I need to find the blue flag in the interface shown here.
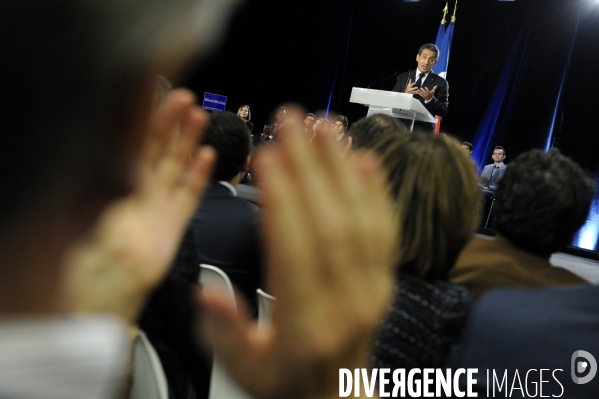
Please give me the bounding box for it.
[433,20,454,78]
[434,22,445,51]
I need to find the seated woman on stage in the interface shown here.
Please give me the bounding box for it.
[370,132,480,370]
[237,104,253,134]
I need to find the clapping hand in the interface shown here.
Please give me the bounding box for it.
[61,89,215,324]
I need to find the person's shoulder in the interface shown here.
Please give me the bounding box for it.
[196,184,258,216]
[236,184,261,206]
[231,194,260,212]
[223,195,261,227]
[476,285,599,319]
[399,273,471,308]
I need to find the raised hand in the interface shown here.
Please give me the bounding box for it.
[61,89,215,323]
[199,107,399,399]
[405,78,420,95]
[416,85,438,101]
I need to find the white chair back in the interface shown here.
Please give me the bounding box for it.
[199,264,253,399]
[129,331,168,399]
[256,288,276,329]
[199,264,237,313]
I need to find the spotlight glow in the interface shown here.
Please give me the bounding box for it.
[572,221,599,251]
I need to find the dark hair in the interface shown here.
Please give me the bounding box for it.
[334,115,349,128]
[276,107,288,115]
[237,105,251,122]
[305,113,316,120]
[494,149,595,256]
[418,43,440,58]
[347,114,408,149]
[462,142,473,152]
[373,133,480,281]
[494,146,505,156]
[201,112,252,181]
[0,0,205,234]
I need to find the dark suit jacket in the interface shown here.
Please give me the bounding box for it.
[189,182,263,314]
[392,70,449,117]
[478,163,507,191]
[447,286,599,398]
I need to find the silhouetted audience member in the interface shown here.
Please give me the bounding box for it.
[333,115,349,142]
[237,104,253,133]
[309,117,332,142]
[0,1,242,397]
[0,1,402,399]
[370,133,480,371]
[262,106,287,141]
[461,141,473,155]
[304,113,316,135]
[187,112,263,313]
[346,114,409,150]
[451,149,592,299]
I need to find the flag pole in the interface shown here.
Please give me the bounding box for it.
[441,3,449,24]
[451,0,457,23]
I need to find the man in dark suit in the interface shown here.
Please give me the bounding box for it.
[262,106,288,141]
[188,111,263,314]
[392,43,449,132]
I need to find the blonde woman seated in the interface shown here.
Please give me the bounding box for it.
[370,132,480,370]
[237,104,253,134]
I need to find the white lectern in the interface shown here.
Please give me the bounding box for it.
[349,87,436,131]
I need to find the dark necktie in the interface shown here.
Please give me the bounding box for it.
[415,73,424,88]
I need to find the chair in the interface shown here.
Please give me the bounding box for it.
[256,288,276,330]
[484,197,496,229]
[199,264,237,313]
[199,264,253,399]
[129,331,169,399]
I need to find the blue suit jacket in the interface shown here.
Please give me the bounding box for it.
[447,286,599,398]
[479,163,507,191]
